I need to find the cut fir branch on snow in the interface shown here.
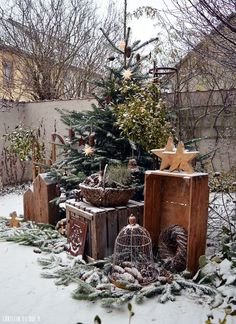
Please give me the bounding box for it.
[1,217,234,310]
[36,251,228,309]
[0,218,66,253]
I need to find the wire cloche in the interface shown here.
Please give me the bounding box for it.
[110,214,157,287]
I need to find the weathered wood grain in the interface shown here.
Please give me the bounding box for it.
[66,200,144,259]
[23,173,59,225]
[23,188,35,221]
[144,171,209,276]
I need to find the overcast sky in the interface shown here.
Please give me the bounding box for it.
[127,0,174,41]
[95,0,175,42]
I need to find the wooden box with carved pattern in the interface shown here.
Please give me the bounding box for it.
[66,199,144,259]
[143,170,209,275]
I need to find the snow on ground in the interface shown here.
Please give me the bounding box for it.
[0,192,232,324]
[0,192,24,217]
[0,242,227,324]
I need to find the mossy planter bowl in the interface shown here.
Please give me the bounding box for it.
[79,184,134,207]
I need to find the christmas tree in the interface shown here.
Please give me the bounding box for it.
[51,0,174,194]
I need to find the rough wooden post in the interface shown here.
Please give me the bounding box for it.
[50,133,65,164]
[23,173,59,225]
[23,188,35,221]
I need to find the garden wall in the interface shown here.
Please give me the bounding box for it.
[0,101,27,187]
[0,98,95,186]
[0,90,235,186]
[23,98,95,155]
[165,89,236,173]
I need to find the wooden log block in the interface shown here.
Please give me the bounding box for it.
[143,173,162,244]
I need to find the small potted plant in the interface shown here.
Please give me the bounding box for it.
[79,164,136,207]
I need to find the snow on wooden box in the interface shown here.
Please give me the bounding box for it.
[143,170,209,276]
[66,199,144,259]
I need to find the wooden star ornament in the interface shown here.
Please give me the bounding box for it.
[164,141,199,173]
[9,211,20,227]
[151,136,176,171]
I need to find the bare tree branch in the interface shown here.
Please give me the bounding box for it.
[0,0,121,100]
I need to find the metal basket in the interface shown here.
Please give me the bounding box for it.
[79,184,134,207]
[110,214,157,287]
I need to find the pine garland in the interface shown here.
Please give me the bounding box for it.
[140,284,164,298]
[0,218,66,253]
[1,217,233,309]
[176,278,217,296]
[0,223,223,311]
[35,252,229,309]
[38,255,63,269]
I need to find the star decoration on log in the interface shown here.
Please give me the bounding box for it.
[166,141,199,173]
[151,137,176,171]
[151,137,199,173]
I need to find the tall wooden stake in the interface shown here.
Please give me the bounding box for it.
[124,0,127,40]
[124,0,127,68]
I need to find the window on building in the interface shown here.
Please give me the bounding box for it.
[23,65,34,88]
[2,60,13,88]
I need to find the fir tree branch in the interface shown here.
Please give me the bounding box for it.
[129,54,149,68]
[132,37,159,51]
[100,28,123,54]
[131,40,141,50]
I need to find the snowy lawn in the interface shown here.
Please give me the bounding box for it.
[0,192,233,324]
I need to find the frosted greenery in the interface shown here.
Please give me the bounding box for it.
[3,123,45,162]
[114,81,175,152]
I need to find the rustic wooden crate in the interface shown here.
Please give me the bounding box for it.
[144,170,209,275]
[23,173,59,225]
[66,199,144,259]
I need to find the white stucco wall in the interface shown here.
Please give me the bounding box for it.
[23,98,96,158]
[0,92,235,186]
[0,98,95,185]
